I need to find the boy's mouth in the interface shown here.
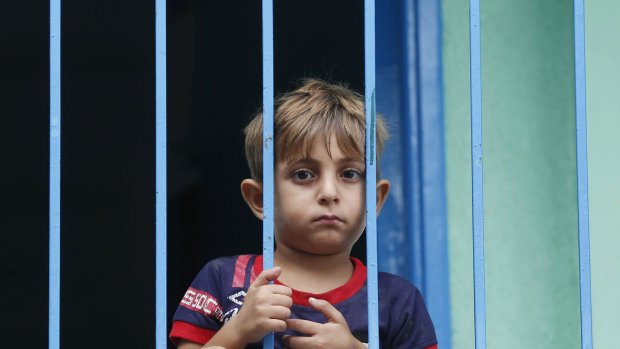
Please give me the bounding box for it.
[313,215,345,224]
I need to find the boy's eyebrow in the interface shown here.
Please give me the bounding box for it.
[285,156,365,166]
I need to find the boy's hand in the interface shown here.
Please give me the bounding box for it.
[229,266,293,344]
[283,297,366,349]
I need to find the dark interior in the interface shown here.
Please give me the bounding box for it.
[0,0,365,347]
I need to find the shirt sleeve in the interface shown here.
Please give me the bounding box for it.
[383,275,438,349]
[169,259,228,346]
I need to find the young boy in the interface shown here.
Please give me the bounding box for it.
[170,79,438,349]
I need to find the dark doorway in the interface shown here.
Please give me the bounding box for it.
[0,1,365,347]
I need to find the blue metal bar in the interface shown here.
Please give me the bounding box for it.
[262,0,275,348]
[416,0,452,347]
[573,1,593,348]
[364,1,379,348]
[469,0,487,348]
[155,0,167,347]
[49,0,61,348]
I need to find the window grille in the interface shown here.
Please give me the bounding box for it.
[155,0,167,347]
[573,0,593,347]
[48,0,60,348]
[261,1,275,348]
[47,1,594,348]
[468,0,486,347]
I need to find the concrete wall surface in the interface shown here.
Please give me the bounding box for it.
[585,0,620,347]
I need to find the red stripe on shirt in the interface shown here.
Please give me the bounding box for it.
[253,255,367,306]
[425,344,438,349]
[232,254,251,288]
[249,260,257,284]
[169,321,216,346]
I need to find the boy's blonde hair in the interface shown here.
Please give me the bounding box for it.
[244,78,388,181]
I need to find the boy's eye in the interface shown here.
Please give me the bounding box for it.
[342,169,362,180]
[292,170,314,181]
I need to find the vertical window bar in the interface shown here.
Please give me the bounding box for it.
[155,0,167,347]
[262,0,275,348]
[49,0,61,348]
[573,1,593,348]
[469,0,487,348]
[364,1,379,348]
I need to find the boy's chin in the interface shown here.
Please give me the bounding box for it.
[285,242,356,257]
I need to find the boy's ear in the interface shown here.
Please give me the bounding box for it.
[241,179,264,220]
[375,179,391,215]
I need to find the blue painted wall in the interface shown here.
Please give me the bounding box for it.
[376,1,451,347]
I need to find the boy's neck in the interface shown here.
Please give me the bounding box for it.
[273,247,355,294]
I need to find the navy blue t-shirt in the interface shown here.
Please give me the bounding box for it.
[171,255,437,349]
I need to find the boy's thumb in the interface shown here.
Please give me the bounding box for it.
[251,266,281,287]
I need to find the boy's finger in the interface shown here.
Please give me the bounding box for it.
[285,318,320,335]
[308,297,346,324]
[251,266,281,288]
[265,305,292,322]
[260,284,293,297]
[265,319,288,333]
[283,334,314,349]
[270,293,294,307]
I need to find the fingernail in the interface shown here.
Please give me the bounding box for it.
[309,297,317,303]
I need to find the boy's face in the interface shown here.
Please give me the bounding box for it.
[273,135,366,256]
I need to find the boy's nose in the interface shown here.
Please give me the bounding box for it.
[317,177,339,204]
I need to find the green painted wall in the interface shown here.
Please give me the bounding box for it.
[586,0,620,347]
[442,0,620,348]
